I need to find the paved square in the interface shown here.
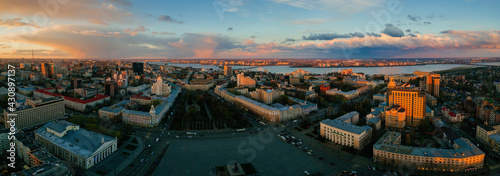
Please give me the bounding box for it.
[154,134,336,176]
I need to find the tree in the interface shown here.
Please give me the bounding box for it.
[152,99,161,107]
[419,118,433,132]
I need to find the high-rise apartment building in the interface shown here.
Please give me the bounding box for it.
[224,65,233,77]
[420,74,441,97]
[237,73,256,88]
[41,63,54,78]
[387,78,426,127]
[104,81,118,97]
[132,62,144,75]
[4,97,65,129]
[71,78,82,89]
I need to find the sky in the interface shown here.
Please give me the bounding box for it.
[0,0,499,59]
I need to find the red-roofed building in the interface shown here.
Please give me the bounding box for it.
[441,107,466,123]
[320,85,330,94]
[34,88,110,112]
[130,92,151,105]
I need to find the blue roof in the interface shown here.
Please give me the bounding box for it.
[426,106,433,113]
[99,100,130,113]
[368,117,381,123]
[35,121,116,158]
[123,109,151,116]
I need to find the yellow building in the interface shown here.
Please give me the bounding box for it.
[237,73,256,88]
[249,88,284,104]
[386,78,426,127]
[422,74,441,97]
[374,131,485,172]
[385,105,406,129]
[476,124,500,153]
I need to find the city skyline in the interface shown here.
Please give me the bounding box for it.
[0,0,499,59]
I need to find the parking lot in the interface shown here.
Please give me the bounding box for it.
[153,132,336,176]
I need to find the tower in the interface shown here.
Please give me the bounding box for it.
[387,80,426,127]
[149,105,156,117]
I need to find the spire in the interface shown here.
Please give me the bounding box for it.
[150,104,156,116]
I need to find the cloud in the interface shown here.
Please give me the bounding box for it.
[5,25,246,58]
[0,0,132,26]
[213,0,244,12]
[0,18,39,27]
[158,15,183,24]
[288,19,328,25]
[269,0,387,13]
[254,30,500,57]
[106,0,132,7]
[71,29,126,37]
[5,23,500,59]
[381,24,404,37]
[151,31,175,35]
[281,38,297,44]
[7,49,68,56]
[227,27,233,31]
[407,15,421,22]
[0,44,10,49]
[88,19,108,25]
[302,32,365,40]
[220,30,500,58]
[405,29,411,33]
[423,22,432,25]
[123,26,146,36]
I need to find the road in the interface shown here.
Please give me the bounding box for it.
[120,89,381,176]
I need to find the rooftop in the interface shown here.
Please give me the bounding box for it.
[35,120,117,158]
[321,112,371,135]
[374,131,484,158]
[35,88,109,104]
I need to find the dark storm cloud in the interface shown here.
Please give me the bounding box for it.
[405,29,411,33]
[382,24,404,37]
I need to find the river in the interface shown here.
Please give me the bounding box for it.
[153,62,481,75]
